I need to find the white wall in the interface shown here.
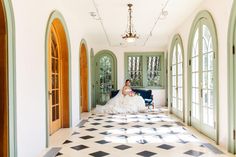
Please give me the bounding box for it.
[167,0,233,149]
[11,0,93,156]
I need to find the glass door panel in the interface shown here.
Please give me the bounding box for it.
[171,42,184,119]
[95,53,116,105]
[200,24,215,138]
[191,28,201,128]
[49,28,61,134]
[190,22,216,140]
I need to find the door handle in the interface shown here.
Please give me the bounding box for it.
[48,91,52,96]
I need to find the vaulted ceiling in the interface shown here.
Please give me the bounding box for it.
[76,0,204,49]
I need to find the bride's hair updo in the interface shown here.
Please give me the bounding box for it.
[125,79,130,83]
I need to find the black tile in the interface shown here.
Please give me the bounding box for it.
[103,125,114,128]
[100,131,111,135]
[95,140,110,144]
[80,135,94,140]
[89,151,109,157]
[98,115,105,117]
[63,140,72,144]
[146,122,156,125]
[91,122,101,125]
[105,120,114,123]
[114,144,132,150]
[94,118,103,121]
[118,122,128,125]
[161,125,172,127]
[158,144,174,150]
[137,151,157,157]
[71,145,89,151]
[56,152,63,156]
[86,128,98,131]
[72,132,80,135]
[184,150,204,157]
[132,125,143,128]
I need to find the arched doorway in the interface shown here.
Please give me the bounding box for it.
[47,16,70,135]
[0,0,8,156]
[187,11,218,142]
[228,0,236,153]
[94,50,117,105]
[169,34,184,121]
[80,41,88,112]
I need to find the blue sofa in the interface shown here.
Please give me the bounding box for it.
[110,89,154,109]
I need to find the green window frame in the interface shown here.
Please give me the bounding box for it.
[124,52,165,89]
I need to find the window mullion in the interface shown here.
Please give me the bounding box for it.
[143,55,147,88]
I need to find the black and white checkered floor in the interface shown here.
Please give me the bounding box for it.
[43,108,231,157]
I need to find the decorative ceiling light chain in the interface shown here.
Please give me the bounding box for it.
[91,0,170,47]
[122,4,139,43]
[143,0,170,46]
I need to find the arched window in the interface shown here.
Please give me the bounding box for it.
[188,11,218,141]
[170,35,184,120]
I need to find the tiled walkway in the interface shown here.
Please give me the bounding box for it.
[42,109,232,157]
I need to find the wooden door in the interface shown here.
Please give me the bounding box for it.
[0,0,8,156]
[80,44,88,112]
[48,25,61,134]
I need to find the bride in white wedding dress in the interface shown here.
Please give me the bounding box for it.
[93,79,146,114]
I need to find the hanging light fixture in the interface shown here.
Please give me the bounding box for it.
[122,4,139,43]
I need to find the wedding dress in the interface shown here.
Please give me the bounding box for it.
[93,90,146,114]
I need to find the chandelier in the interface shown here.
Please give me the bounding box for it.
[122,4,139,43]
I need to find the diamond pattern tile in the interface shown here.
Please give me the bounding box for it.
[137,151,157,157]
[103,125,114,128]
[158,144,174,150]
[89,151,109,157]
[114,144,132,150]
[71,145,89,151]
[100,131,111,135]
[86,128,98,131]
[80,135,94,140]
[56,152,63,156]
[132,125,143,128]
[184,150,204,157]
[41,108,229,157]
[91,122,101,125]
[63,140,72,144]
[95,140,110,144]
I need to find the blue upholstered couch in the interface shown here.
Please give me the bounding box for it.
[110,89,154,108]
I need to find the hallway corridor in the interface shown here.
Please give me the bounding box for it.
[41,108,232,157]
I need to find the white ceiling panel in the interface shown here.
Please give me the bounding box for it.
[75,0,204,48]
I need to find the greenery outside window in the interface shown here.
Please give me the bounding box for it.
[125,52,165,89]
